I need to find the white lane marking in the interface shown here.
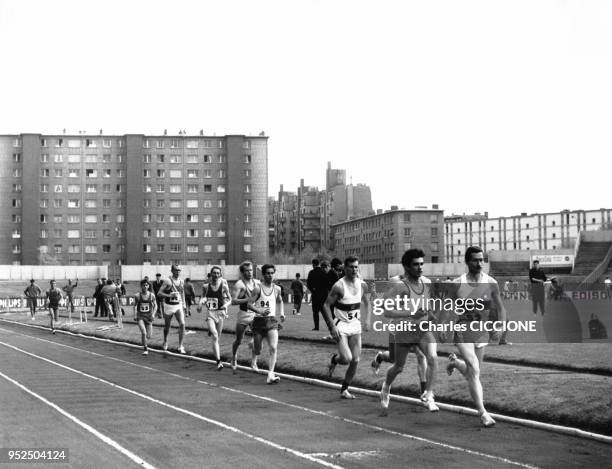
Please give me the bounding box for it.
[0,328,541,469]
[0,340,345,469]
[309,451,379,460]
[0,370,156,469]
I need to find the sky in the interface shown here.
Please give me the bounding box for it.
[0,0,610,218]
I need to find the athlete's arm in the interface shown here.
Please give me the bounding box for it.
[157,280,173,299]
[246,286,266,315]
[490,282,507,323]
[322,283,343,341]
[276,285,285,321]
[381,282,412,319]
[231,281,248,306]
[361,280,370,332]
[221,280,232,311]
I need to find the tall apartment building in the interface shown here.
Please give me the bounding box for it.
[332,207,444,265]
[2,133,269,269]
[445,208,612,263]
[297,179,322,252]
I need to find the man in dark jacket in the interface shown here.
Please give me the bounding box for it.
[93,278,104,317]
[307,259,328,331]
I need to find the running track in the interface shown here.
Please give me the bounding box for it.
[0,322,609,469]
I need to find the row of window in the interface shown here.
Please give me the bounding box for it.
[38,184,124,193]
[7,137,250,150]
[39,154,122,164]
[40,168,124,177]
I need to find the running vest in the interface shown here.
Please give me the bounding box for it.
[204,282,225,311]
[238,279,259,311]
[456,272,494,322]
[164,277,184,305]
[47,289,62,306]
[136,292,155,314]
[255,283,278,317]
[335,277,362,322]
[389,275,432,325]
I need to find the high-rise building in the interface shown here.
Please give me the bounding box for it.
[2,133,269,270]
[297,179,322,252]
[270,185,298,254]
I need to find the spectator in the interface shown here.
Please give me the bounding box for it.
[101,279,119,322]
[62,278,79,314]
[326,258,344,319]
[529,260,547,315]
[290,273,306,315]
[152,273,165,316]
[24,279,42,320]
[184,278,196,317]
[605,276,611,301]
[306,259,328,331]
[93,278,104,318]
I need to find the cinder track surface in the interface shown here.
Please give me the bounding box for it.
[0,322,610,469]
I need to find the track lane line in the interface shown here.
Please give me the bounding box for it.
[0,327,540,469]
[0,370,156,469]
[0,339,345,469]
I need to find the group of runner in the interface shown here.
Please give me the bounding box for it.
[26,245,504,427]
[24,278,79,334]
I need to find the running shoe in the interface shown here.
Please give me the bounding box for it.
[380,381,390,410]
[327,353,337,378]
[340,389,355,399]
[185,330,196,335]
[480,412,496,427]
[217,362,223,371]
[267,375,280,384]
[251,359,259,371]
[446,353,457,376]
[178,346,186,354]
[162,341,168,352]
[142,350,149,356]
[420,391,439,412]
[371,351,383,376]
[231,357,237,373]
[292,309,296,315]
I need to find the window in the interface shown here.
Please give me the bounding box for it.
[41,138,48,147]
[156,184,165,193]
[186,200,198,208]
[430,214,438,223]
[244,214,250,222]
[12,168,21,177]
[168,200,180,209]
[142,139,150,149]
[218,214,226,223]
[67,185,80,193]
[40,214,48,223]
[103,138,112,148]
[12,245,21,254]
[40,184,49,193]
[170,170,182,178]
[67,154,80,163]
[157,244,165,252]
[169,230,182,238]
[244,154,251,163]
[68,230,80,238]
[41,154,49,163]
[54,154,64,163]
[12,214,22,223]
[187,214,199,223]
[103,199,111,209]
[187,229,198,238]
[244,169,251,178]
[403,214,411,223]
[85,215,97,223]
[117,214,125,223]
[203,200,212,208]
[156,199,165,208]
[217,185,226,193]
[187,184,198,193]
[201,215,211,223]
[85,245,98,254]
[203,229,212,238]
[156,140,164,149]
[40,168,49,178]
[187,169,198,178]
[68,245,80,254]
[143,154,152,164]
[156,229,165,238]
[431,227,438,236]
[170,244,181,253]
[170,155,181,164]
[203,154,211,163]
[143,169,151,178]
[169,185,181,193]
[156,214,165,223]
[217,244,226,253]
[431,242,439,251]
[68,169,80,177]
[67,215,80,223]
[244,199,251,208]
[86,138,97,148]
[68,199,80,208]
[86,184,97,193]
[116,184,123,192]
[218,154,225,164]
[144,184,152,193]
[244,184,251,193]
[103,184,111,193]
[204,184,212,193]
[85,230,96,239]
[12,229,21,238]
[53,200,62,209]
[243,229,252,237]
[101,169,111,178]
[244,244,252,253]
[204,245,212,253]
[143,229,151,238]
[157,154,165,163]
[85,154,97,163]
[186,154,200,163]
[217,229,226,237]
[187,245,199,253]
[12,184,22,192]
[68,139,81,148]
[53,215,62,224]
[143,214,151,223]
[218,169,226,178]
[103,229,111,238]
[54,245,62,255]
[218,200,226,208]
[54,169,63,177]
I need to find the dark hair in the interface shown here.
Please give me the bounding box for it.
[185,278,191,282]
[140,280,149,287]
[344,256,359,267]
[312,258,320,267]
[210,265,222,275]
[401,249,425,267]
[533,260,540,264]
[320,261,329,269]
[261,264,276,274]
[106,279,113,285]
[239,260,253,273]
[465,246,483,263]
[331,258,342,268]
[295,273,301,278]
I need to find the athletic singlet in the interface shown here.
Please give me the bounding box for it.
[455,272,495,322]
[335,277,362,322]
[237,279,259,311]
[164,277,184,305]
[46,289,62,306]
[204,282,226,311]
[136,292,155,314]
[255,283,278,317]
[388,275,432,326]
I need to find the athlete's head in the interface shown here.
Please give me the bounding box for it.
[239,261,254,280]
[140,280,149,292]
[465,246,484,274]
[171,264,181,278]
[210,266,222,281]
[261,264,276,284]
[401,248,425,280]
[50,280,56,287]
[344,256,359,279]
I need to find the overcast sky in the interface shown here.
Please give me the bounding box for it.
[1,0,610,218]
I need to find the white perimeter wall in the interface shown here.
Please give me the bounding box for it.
[0,265,108,281]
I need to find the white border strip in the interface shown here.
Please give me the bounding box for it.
[0,340,344,469]
[0,370,156,469]
[0,329,542,468]
[2,317,612,445]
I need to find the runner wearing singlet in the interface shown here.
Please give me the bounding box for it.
[375,249,441,414]
[45,280,64,334]
[247,264,285,384]
[322,256,371,399]
[134,280,157,355]
[157,264,187,354]
[198,266,232,370]
[230,261,260,373]
[446,246,506,427]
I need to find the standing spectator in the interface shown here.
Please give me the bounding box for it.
[529,260,547,315]
[93,278,104,318]
[184,278,196,317]
[24,279,42,320]
[45,280,64,334]
[101,279,119,322]
[62,278,78,315]
[115,279,126,317]
[605,276,612,301]
[290,273,306,315]
[326,258,344,320]
[152,273,165,316]
[306,259,328,331]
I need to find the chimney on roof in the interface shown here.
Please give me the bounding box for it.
[432,204,439,209]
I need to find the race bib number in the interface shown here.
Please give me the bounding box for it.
[347,311,359,321]
[139,303,150,313]
[206,298,219,310]
[259,300,270,308]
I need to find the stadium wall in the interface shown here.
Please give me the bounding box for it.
[0,265,108,280]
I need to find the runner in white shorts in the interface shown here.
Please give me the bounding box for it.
[322,256,371,399]
[157,264,187,354]
[134,279,157,355]
[446,246,507,427]
[231,261,260,373]
[198,265,231,370]
[247,264,285,384]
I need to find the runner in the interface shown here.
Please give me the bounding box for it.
[198,266,231,370]
[133,279,157,355]
[446,246,507,427]
[372,249,440,414]
[24,279,42,320]
[247,264,285,384]
[157,264,187,354]
[230,261,260,373]
[45,280,64,334]
[62,278,78,315]
[322,256,371,399]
